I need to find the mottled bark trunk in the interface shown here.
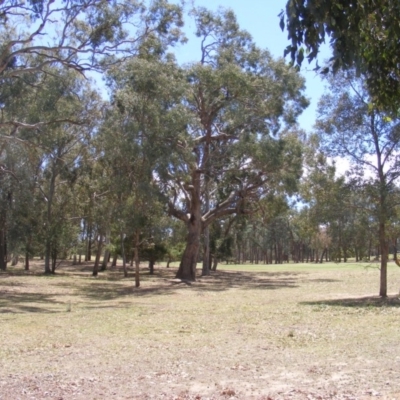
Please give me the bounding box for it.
[176,168,202,281]
[176,203,201,282]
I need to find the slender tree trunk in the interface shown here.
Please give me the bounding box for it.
[25,251,29,271]
[44,240,52,274]
[51,254,57,273]
[202,225,210,276]
[121,233,127,278]
[134,230,140,287]
[379,222,388,297]
[101,230,110,271]
[0,228,6,271]
[319,248,327,263]
[93,234,104,277]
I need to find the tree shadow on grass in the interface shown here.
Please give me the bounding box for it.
[0,292,67,313]
[193,270,300,292]
[69,281,179,301]
[0,266,303,309]
[301,295,400,308]
[65,268,301,302]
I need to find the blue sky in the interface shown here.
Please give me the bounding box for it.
[173,0,331,132]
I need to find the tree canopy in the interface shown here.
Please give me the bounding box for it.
[280,0,400,111]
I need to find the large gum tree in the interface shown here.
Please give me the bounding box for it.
[108,8,308,282]
[168,9,308,281]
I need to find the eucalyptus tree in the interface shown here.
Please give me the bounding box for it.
[20,67,101,273]
[101,44,181,285]
[0,0,184,82]
[315,71,400,296]
[0,0,184,153]
[108,8,307,282]
[166,9,307,281]
[280,0,400,112]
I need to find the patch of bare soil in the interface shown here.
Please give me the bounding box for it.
[1,260,400,399]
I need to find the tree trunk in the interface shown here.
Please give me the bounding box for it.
[44,240,52,274]
[120,233,127,277]
[319,247,327,263]
[111,253,117,268]
[176,170,202,282]
[212,255,218,271]
[176,209,202,281]
[93,234,104,277]
[85,223,92,261]
[202,225,210,276]
[149,260,154,275]
[379,222,388,297]
[25,251,30,270]
[101,249,109,271]
[51,249,57,274]
[134,230,140,287]
[0,228,6,271]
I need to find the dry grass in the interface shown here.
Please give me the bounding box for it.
[1,260,400,399]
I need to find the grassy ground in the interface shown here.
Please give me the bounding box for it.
[1,260,400,399]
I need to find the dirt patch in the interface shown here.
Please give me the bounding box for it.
[1,261,400,399]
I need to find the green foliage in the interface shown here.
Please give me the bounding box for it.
[280,0,400,112]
